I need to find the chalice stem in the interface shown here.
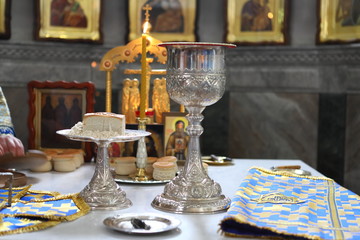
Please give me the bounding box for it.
[183,106,206,178]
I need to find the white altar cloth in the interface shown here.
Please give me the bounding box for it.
[6,159,322,240]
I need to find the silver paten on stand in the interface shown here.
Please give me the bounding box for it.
[57,129,150,210]
[151,42,236,213]
[80,139,131,210]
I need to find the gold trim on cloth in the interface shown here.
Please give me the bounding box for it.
[0,218,60,236]
[327,180,344,240]
[0,186,31,206]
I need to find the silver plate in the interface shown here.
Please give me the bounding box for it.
[56,129,151,142]
[114,175,170,184]
[270,167,312,176]
[103,213,181,234]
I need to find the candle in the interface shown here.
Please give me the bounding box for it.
[139,34,147,119]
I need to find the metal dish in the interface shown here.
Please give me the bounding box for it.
[0,169,27,187]
[0,150,48,170]
[201,155,233,166]
[202,160,233,166]
[114,175,170,184]
[270,167,312,176]
[56,129,151,143]
[103,213,181,234]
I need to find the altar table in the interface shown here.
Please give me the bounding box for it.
[5,159,322,240]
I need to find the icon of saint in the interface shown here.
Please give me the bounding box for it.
[165,120,189,160]
[50,0,88,28]
[68,97,82,127]
[141,0,184,33]
[336,0,360,26]
[240,0,273,31]
[41,95,56,147]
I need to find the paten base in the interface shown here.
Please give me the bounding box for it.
[80,185,132,210]
[86,198,132,211]
[151,193,231,214]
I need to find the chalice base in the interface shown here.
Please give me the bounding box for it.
[151,194,231,214]
[80,185,132,210]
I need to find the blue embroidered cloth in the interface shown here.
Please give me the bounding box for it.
[220,167,360,240]
[0,186,90,236]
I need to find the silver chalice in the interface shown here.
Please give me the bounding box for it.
[152,42,236,213]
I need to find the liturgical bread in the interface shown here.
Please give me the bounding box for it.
[83,112,125,135]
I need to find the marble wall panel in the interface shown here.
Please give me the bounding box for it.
[201,92,229,156]
[317,94,346,185]
[228,92,318,168]
[227,67,321,91]
[345,68,360,91]
[318,67,347,93]
[345,94,360,194]
[0,60,92,87]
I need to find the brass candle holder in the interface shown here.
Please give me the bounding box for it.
[132,118,152,181]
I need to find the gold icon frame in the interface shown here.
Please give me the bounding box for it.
[317,0,360,44]
[128,0,197,42]
[225,0,289,45]
[0,0,10,39]
[35,0,102,43]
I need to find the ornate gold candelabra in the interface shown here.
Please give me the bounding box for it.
[98,5,167,181]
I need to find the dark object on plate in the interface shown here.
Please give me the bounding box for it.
[0,150,47,170]
[103,213,181,234]
[0,168,27,187]
[131,218,151,230]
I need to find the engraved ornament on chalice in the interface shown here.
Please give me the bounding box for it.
[152,42,236,213]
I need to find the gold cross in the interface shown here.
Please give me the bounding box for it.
[143,4,152,22]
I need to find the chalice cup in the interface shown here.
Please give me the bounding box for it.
[152,42,236,213]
